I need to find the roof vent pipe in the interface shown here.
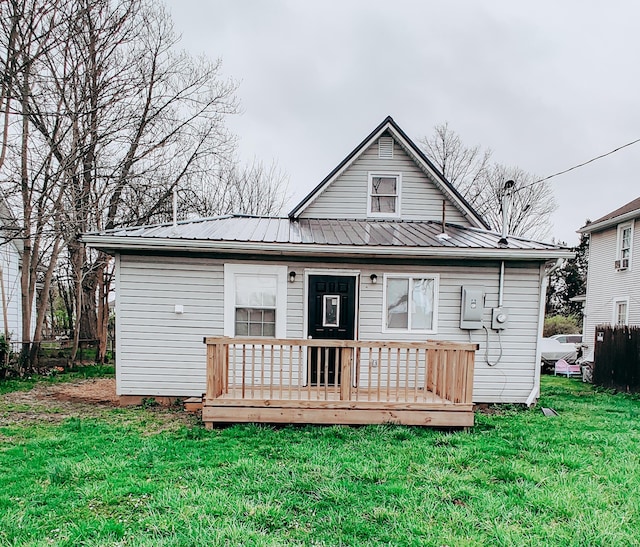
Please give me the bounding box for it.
[498,180,515,246]
[437,199,450,240]
[172,187,178,228]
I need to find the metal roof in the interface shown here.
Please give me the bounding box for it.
[83,216,571,260]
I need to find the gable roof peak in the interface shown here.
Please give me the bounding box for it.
[288,116,489,229]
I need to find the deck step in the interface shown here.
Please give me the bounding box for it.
[184,396,203,412]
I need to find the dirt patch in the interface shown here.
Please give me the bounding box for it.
[1,379,199,432]
[4,378,118,406]
[48,378,118,404]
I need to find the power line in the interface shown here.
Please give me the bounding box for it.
[519,136,640,191]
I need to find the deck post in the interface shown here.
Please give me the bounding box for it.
[206,342,215,401]
[340,347,353,400]
[209,341,226,399]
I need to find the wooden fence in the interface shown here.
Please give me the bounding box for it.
[593,325,640,390]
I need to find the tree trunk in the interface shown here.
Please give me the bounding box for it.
[96,261,109,362]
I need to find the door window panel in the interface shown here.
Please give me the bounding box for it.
[322,295,340,327]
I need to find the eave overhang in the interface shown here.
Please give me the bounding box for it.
[578,209,640,234]
[82,235,573,261]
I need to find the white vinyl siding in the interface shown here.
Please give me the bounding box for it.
[264,260,542,403]
[116,255,544,403]
[117,255,224,396]
[583,220,640,362]
[301,136,470,225]
[0,241,23,342]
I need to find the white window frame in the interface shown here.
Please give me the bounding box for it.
[382,273,439,334]
[224,264,287,338]
[616,220,634,269]
[367,172,401,218]
[613,297,629,326]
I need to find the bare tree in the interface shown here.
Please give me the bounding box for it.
[193,159,289,218]
[421,123,557,240]
[0,0,253,364]
[0,0,69,365]
[421,122,492,198]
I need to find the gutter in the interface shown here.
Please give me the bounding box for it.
[82,235,574,261]
[526,258,565,406]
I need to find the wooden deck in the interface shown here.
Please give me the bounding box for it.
[202,338,478,427]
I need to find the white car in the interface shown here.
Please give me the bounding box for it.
[550,334,583,345]
[540,336,579,365]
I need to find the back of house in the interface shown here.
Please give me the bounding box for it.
[84,116,571,416]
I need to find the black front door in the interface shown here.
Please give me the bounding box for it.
[307,275,356,386]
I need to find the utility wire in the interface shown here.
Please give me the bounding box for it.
[518,136,640,191]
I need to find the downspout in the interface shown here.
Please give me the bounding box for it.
[498,260,505,307]
[526,258,565,406]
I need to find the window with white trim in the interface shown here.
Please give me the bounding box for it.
[614,298,629,326]
[224,264,287,338]
[368,172,401,217]
[616,221,633,269]
[383,274,439,333]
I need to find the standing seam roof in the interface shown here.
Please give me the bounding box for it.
[87,216,564,251]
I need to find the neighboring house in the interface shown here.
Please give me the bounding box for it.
[83,116,571,424]
[0,200,25,344]
[578,196,640,362]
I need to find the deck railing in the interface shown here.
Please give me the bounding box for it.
[204,337,477,405]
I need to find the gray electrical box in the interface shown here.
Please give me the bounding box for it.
[460,286,485,329]
[492,307,509,330]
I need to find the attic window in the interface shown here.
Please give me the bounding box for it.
[378,137,394,159]
[368,172,401,217]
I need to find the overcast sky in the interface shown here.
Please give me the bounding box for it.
[164,0,639,246]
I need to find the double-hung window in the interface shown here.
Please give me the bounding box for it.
[224,264,287,338]
[383,274,439,333]
[368,172,401,217]
[616,221,633,269]
[613,298,629,326]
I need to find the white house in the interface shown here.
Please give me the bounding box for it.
[578,196,640,362]
[83,116,571,424]
[0,200,24,345]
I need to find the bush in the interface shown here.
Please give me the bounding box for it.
[544,315,581,337]
[0,335,16,379]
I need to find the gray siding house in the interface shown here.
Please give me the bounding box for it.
[579,196,640,362]
[84,116,571,411]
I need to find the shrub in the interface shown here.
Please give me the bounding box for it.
[544,315,581,337]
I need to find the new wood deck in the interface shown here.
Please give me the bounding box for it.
[202,338,478,427]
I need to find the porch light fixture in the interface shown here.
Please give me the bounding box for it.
[370,274,378,284]
[289,271,296,283]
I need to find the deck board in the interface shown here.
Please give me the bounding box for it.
[214,385,449,404]
[203,385,474,427]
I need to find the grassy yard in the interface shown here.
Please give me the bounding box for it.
[1,375,639,546]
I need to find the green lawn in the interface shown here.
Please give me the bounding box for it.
[1,375,639,546]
